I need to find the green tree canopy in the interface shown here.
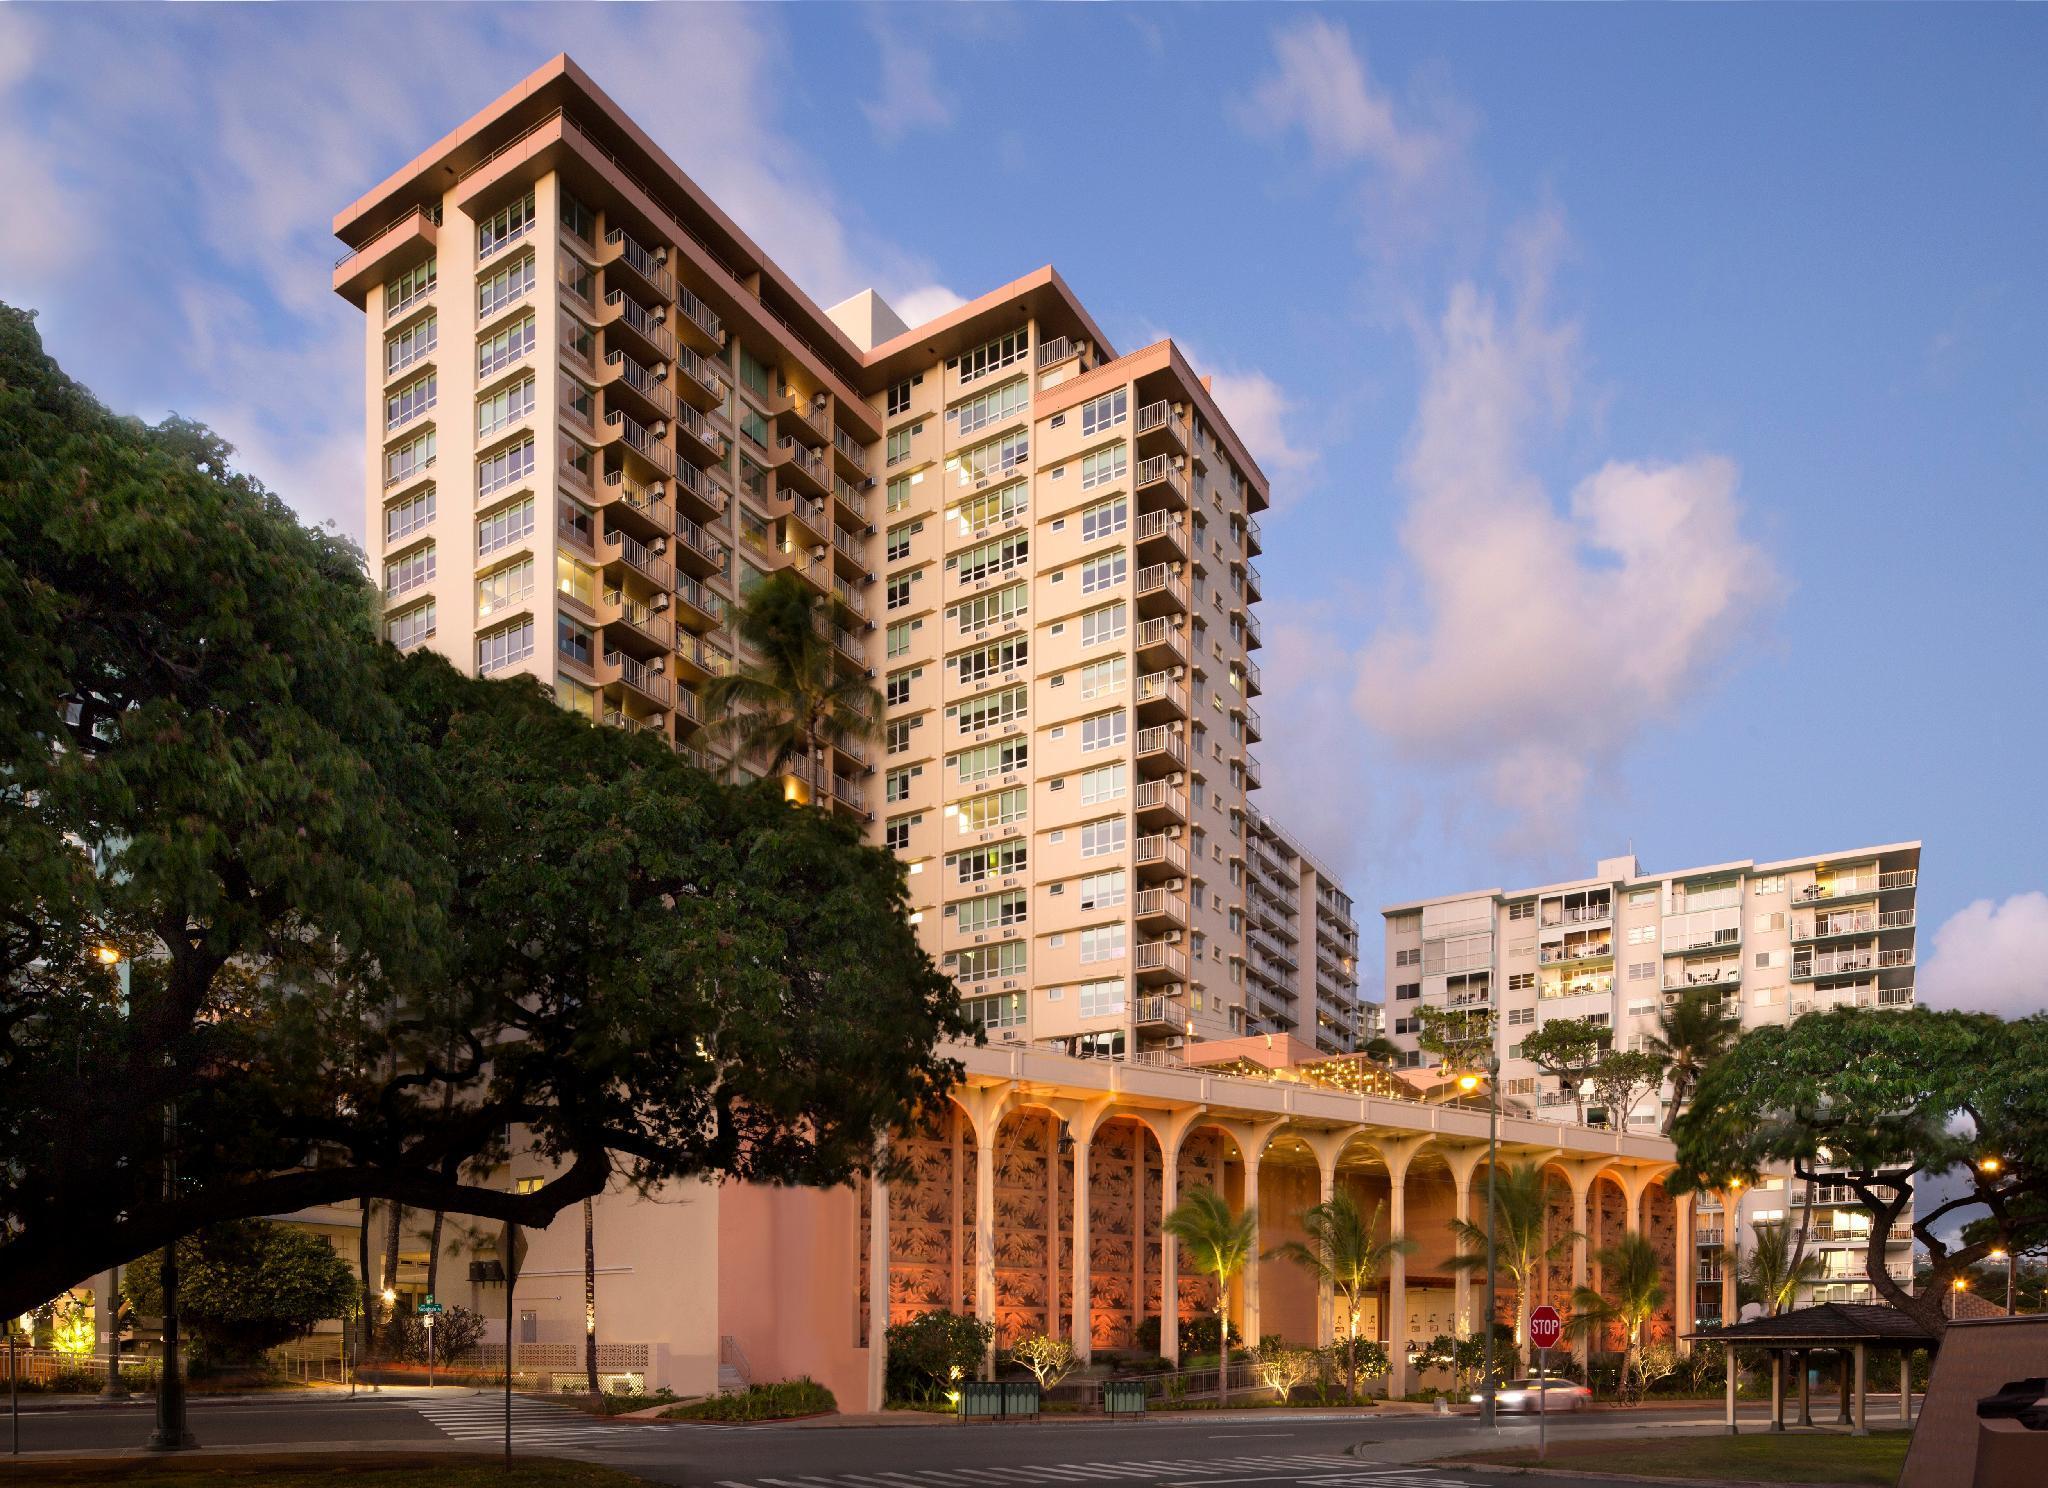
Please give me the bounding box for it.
[1517,1017,1610,1122]
[0,305,972,1322]
[1268,1192,1412,1400]
[124,1221,357,1364]
[1671,1007,2048,1335]
[1414,1005,1493,1078]
[1647,987,1741,1134]
[1589,1049,1666,1132]
[1163,1185,1258,1404]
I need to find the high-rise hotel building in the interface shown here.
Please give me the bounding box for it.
[1244,811,1363,1054]
[1379,842,1921,1315]
[334,55,1343,1064]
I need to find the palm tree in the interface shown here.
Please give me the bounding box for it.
[1742,1220,1826,1317]
[1269,1193,1414,1401]
[701,571,881,793]
[583,1197,599,1395]
[1649,987,1741,1134]
[1162,1186,1259,1407]
[1446,1162,1579,1347]
[1567,1232,1666,1397]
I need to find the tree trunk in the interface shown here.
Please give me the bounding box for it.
[1784,1174,1817,1315]
[382,1200,404,1355]
[1661,1070,1691,1135]
[1345,1308,1358,1403]
[1217,1297,1230,1409]
[426,1210,446,1298]
[359,1199,376,1361]
[584,1197,599,1395]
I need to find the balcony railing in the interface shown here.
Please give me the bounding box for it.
[833,426,870,475]
[604,288,676,360]
[1134,780,1187,818]
[601,528,673,590]
[675,515,724,565]
[1135,563,1189,609]
[604,226,676,301]
[1136,400,1188,446]
[1036,336,1080,370]
[831,774,868,812]
[675,574,727,626]
[600,588,673,649]
[677,285,723,345]
[602,469,668,527]
[1135,835,1188,873]
[676,346,726,400]
[1136,671,1189,712]
[1135,454,1188,502]
[1134,994,1181,1029]
[832,574,868,618]
[780,437,829,484]
[1135,725,1187,767]
[834,475,869,521]
[1538,940,1612,965]
[605,408,675,475]
[1136,941,1188,977]
[832,524,866,564]
[603,349,675,418]
[602,649,672,706]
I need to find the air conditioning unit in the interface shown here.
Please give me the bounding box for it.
[648,482,666,499]
[649,711,667,727]
[1172,455,1186,470]
[650,537,668,555]
[1162,930,1183,944]
[1162,1036,1187,1050]
[652,422,668,439]
[864,477,878,490]
[650,659,666,675]
[653,245,669,265]
[651,306,667,324]
[653,363,669,381]
[650,594,671,612]
[865,571,878,584]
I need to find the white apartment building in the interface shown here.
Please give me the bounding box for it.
[1382,843,1921,1320]
[1244,811,1363,1054]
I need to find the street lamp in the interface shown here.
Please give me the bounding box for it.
[96,944,131,1401]
[1950,1276,1968,1320]
[1460,1056,1501,1429]
[1989,1249,2014,1315]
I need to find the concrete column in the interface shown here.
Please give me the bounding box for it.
[1674,1192,1696,1355]
[1317,1162,1337,1345]
[1300,1127,1362,1351]
[1770,1351,1785,1431]
[953,1083,1015,1379]
[1838,1353,1853,1424]
[1070,1135,1090,1360]
[1724,1341,1738,1435]
[866,1163,890,1412]
[1569,1172,1594,1367]
[1047,1116,1061,1343]
[1440,1145,1487,1338]
[1852,1342,1868,1436]
[1899,1351,1912,1424]
[1799,1349,1812,1426]
[1159,1138,1181,1365]
[1241,1150,1264,1348]
[1380,1135,1429,1397]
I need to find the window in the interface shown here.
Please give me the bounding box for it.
[957,788,1027,832]
[951,685,1026,735]
[1393,982,1421,1001]
[739,456,768,502]
[1079,658,1126,700]
[1754,911,1784,933]
[884,765,921,804]
[950,841,1027,885]
[1080,444,1127,491]
[1627,924,1657,945]
[886,475,914,512]
[387,600,435,649]
[886,521,922,563]
[561,315,595,364]
[559,433,590,481]
[953,738,1028,782]
[886,620,913,659]
[1506,1007,1536,1027]
[1394,947,1422,967]
[476,436,535,499]
[1080,495,1128,543]
[385,372,437,431]
[955,327,1028,385]
[956,534,1030,584]
[385,429,436,486]
[1079,870,1126,911]
[1080,817,1126,858]
[478,253,535,317]
[886,378,918,417]
[555,615,593,669]
[385,259,436,319]
[385,313,438,375]
[951,429,1029,486]
[884,814,921,853]
[476,496,534,557]
[558,192,595,244]
[1080,603,1127,647]
[1079,763,1126,805]
[956,941,1026,985]
[1080,389,1127,436]
[1078,979,1125,1018]
[1753,875,1785,895]
[1509,901,1535,921]
[885,667,921,708]
[953,481,1027,532]
[554,552,595,608]
[953,636,1028,686]
[386,487,436,544]
[885,718,913,755]
[886,574,915,612]
[1080,925,1127,964]
[1628,961,1656,981]
[477,191,535,260]
[477,618,535,675]
[559,253,595,303]
[1081,711,1127,752]
[476,557,534,620]
[886,424,921,466]
[965,990,1026,1029]
[949,581,1027,631]
[1508,971,1535,991]
[476,376,534,438]
[956,890,1027,933]
[739,348,773,398]
[1080,551,1127,595]
[738,406,769,449]
[951,377,1028,438]
[477,314,536,378]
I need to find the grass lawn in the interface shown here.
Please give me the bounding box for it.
[3,1453,650,1488]
[1445,1430,1910,1485]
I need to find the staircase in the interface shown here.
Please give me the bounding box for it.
[718,1334,751,1395]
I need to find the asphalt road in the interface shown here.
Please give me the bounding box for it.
[0,1394,1785,1488]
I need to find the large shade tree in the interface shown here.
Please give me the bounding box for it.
[124,1221,357,1367]
[1671,1007,2048,1337]
[1647,986,1741,1135]
[0,305,972,1321]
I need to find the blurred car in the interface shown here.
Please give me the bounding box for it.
[1472,1378,1592,1413]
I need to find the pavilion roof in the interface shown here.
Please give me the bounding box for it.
[1685,1302,1937,1347]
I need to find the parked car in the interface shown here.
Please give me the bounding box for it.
[1473,1378,1593,1413]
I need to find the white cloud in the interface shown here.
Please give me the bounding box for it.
[891,284,970,329]
[1346,211,1780,849]
[1203,364,1317,484]
[1238,17,1449,183]
[861,24,953,144]
[1920,894,2048,1020]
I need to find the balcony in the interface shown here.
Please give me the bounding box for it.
[333,204,439,302]
[1791,947,1878,981]
[598,470,671,540]
[832,573,868,620]
[596,588,674,655]
[1135,616,1187,670]
[776,436,830,499]
[602,288,675,362]
[1242,559,1263,602]
[602,408,675,477]
[782,494,828,548]
[1793,908,1915,942]
[671,634,732,684]
[675,285,724,355]
[831,773,869,815]
[1239,656,1263,697]
[1134,887,1188,932]
[673,346,728,411]
[1135,453,1189,507]
[673,403,728,468]
[833,426,871,479]
[1134,994,1183,1031]
[602,226,675,304]
[1134,563,1189,618]
[1243,611,1263,651]
[1036,336,1085,373]
[673,514,725,574]
[672,459,727,523]
[1245,514,1263,557]
[776,396,831,445]
[601,707,666,741]
[1135,940,1188,983]
[673,574,727,632]
[600,527,673,591]
[1665,960,1741,991]
[601,348,675,422]
[1134,508,1188,563]
[834,475,870,523]
[1134,779,1188,827]
[599,648,672,709]
[1237,750,1262,792]
[1135,834,1189,879]
[1135,725,1187,770]
[1795,868,1916,905]
[1135,670,1189,722]
[1135,400,1188,455]
[1538,937,1613,967]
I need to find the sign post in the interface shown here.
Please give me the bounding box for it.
[1530,1305,1564,1464]
[418,1297,444,1389]
[500,1223,528,1473]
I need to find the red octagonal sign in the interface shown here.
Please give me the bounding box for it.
[1529,1304,1564,1350]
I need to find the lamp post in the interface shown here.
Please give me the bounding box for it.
[1460,1051,1502,1430]
[96,946,131,1400]
[1949,1277,1967,1321]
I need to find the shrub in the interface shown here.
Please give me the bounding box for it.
[125,1222,357,1368]
[664,1377,834,1421]
[1250,1345,1318,1401]
[383,1305,486,1364]
[1011,1333,1077,1390]
[884,1309,992,1402]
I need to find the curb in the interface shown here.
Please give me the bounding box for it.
[1423,1461,1880,1488]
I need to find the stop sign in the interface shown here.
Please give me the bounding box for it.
[1529,1304,1564,1350]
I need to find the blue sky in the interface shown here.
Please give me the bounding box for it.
[4,4,2043,1013]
